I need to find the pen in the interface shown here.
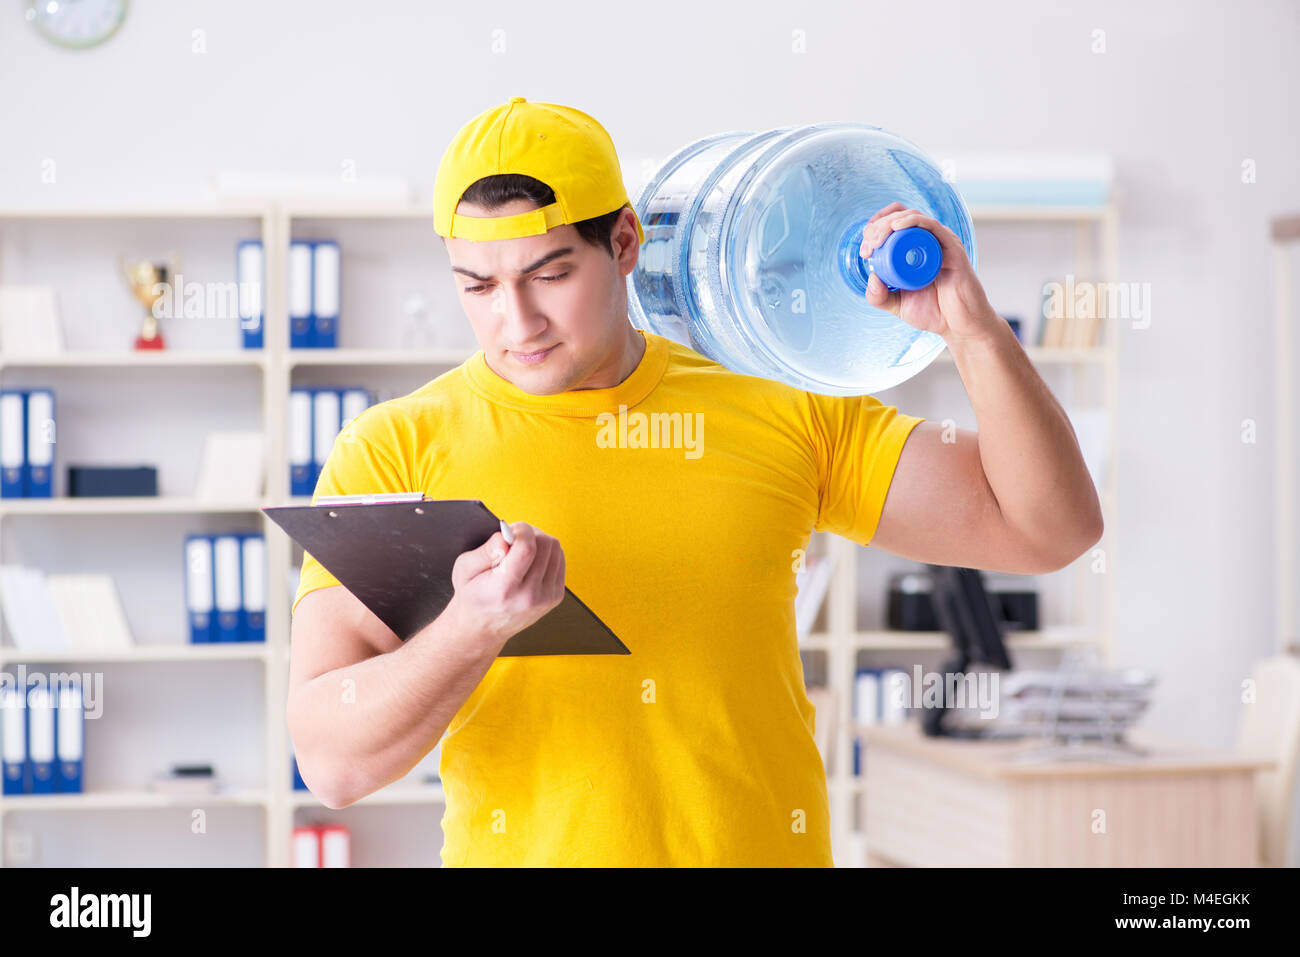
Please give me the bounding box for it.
[500,519,514,545]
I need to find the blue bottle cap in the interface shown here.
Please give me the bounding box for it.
[869,227,942,292]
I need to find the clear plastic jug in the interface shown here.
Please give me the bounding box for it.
[627,122,978,396]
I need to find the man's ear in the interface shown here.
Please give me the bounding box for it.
[614,207,640,270]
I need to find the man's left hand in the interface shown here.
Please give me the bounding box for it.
[860,202,1002,343]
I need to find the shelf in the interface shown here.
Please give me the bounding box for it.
[283,203,432,220]
[802,629,1097,651]
[0,643,271,665]
[849,628,1098,650]
[0,497,268,517]
[968,204,1113,222]
[0,787,268,811]
[0,206,267,220]
[287,348,475,367]
[0,351,266,369]
[933,346,1107,364]
[289,783,445,808]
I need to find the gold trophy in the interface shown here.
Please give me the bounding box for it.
[120,253,179,351]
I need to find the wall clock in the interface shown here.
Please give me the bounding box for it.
[25,0,127,50]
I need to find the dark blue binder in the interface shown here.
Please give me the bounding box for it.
[214,534,243,643]
[26,687,55,794]
[290,388,315,497]
[240,532,266,642]
[1,687,27,794]
[289,240,313,348]
[184,534,216,644]
[55,681,83,793]
[310,240,339,348]
[238,239,264,349]
[24,389,54,497]
[0,390,26,498]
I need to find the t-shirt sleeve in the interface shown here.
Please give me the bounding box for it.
[805,391,925,546]
[291,415,413,616]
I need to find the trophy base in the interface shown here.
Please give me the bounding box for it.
[134,334,166,351]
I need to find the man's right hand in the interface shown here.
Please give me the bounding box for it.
[446,522,566,652]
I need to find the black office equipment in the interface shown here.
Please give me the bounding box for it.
[887,570,1039,631]
[921,564,1013,738]
[67,465,157,497]
[264,496,628,657]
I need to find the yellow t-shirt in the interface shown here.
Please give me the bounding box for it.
[292,328,924,866]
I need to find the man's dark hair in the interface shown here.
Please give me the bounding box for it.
[457,173,627,257]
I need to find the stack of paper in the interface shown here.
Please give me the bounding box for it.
[194,430,265,502]
[0,565,69,653]
[794,551,837,639]
[942,667,1155,739]
[45,574,135,653]
[149,772,219,795]
[0,566,134,653]
[0,285,64,357]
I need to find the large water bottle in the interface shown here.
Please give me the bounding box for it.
[627,123,977,396]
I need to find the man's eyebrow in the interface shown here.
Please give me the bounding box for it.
[450,247,575,282]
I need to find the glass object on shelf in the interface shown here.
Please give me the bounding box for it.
[401,292,440,350]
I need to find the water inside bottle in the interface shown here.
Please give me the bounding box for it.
[629,123,977,395]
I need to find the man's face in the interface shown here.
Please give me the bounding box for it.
[444,198,640,395]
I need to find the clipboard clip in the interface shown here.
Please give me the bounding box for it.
[313,492,429,507]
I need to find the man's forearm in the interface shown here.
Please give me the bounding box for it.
[288,604,499,808]
[945,313,1104,564]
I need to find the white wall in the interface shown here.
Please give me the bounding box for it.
[3,0,1297,752]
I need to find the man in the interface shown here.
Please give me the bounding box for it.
[287,97,1103,866]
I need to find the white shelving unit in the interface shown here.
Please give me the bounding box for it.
[815,202,1120,865]
[0,199,1118,868]
[274,202,475,867]
[0,203,458,868]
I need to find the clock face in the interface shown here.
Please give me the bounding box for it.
[26,0,127,50]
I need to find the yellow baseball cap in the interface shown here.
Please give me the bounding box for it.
[433,96,645,245]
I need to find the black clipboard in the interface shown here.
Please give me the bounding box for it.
[264,495,629,657]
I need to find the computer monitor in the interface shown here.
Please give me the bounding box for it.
[921,564,1014,737]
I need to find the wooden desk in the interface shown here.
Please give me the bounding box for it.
[860,721,1274,867]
